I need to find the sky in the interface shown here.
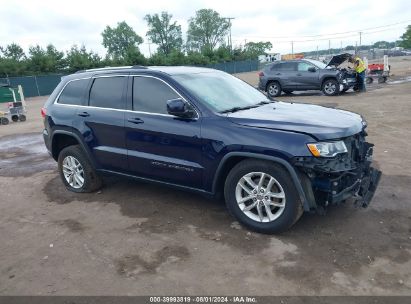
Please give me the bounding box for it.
[0,0,410,57]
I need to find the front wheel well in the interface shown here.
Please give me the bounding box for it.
[321,77,338,87]
[214,156,293,198]
[51,133,80,161]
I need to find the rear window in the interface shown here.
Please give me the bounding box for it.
[89,77,126,109]
[58,79,89,105]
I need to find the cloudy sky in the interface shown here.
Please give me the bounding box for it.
[1,0,410,57]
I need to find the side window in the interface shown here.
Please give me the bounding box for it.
[58,79,89,105]
[270,63,279,71]
[298,62,314,72]
[89,77,126,109]
[133,77,180,114]
[275,62,296,71]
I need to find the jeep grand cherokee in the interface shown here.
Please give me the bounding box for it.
[42,66,381,233]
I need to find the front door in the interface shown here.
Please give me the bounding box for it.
[125,75,203,189]
[292,62,320,89]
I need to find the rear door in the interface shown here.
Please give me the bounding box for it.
[271,62,298,89]
[73,75,128,172]
[125,75,203,189]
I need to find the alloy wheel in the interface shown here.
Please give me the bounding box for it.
[324,81,336,94]
[235,172,286,223]
[62,156,85,189]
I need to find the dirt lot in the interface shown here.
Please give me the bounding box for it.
[1,57,411,296]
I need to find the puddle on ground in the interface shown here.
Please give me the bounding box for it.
[0,132,55,177]
[387,76,411,85]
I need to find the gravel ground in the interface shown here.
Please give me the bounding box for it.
[0,58,410,296]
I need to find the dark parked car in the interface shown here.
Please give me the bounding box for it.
[42,66,380,233]
[258,56,357,97]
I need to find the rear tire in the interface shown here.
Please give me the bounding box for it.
[322,79,339,96]
[267,81,282,98]
[11,115,18,122]
[19,114,26,122]
[58,145,102,193]
[0,117,9,125]
[224,159,303,234]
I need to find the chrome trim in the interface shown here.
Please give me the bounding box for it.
[53,74,199,119]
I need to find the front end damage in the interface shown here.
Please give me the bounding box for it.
[293,131,381,210]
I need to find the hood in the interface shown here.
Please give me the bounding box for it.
[226,102,364,140]
[326,53,352,67]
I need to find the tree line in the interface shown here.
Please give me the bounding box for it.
[0,9,272,77]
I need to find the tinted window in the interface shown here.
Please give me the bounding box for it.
[277,62,297,71]
[58,79,89,105]
[133,77,179,114]
[298,62,315,71]
[89,77,126,109]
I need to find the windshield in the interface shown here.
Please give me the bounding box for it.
[305,59,327,69]
[172,71,269,112]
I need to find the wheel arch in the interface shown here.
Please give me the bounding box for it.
[51,130,96,168]
[265,79,281,91]
[212,152,310,211]
[321,76,338,87]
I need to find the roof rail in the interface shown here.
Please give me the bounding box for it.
[75,65,148,74]
[132,65,148,69]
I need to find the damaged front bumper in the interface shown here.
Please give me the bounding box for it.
[293,133,382,210]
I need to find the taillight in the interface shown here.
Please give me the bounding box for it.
[258,71,264,77]
[41,107,47,118]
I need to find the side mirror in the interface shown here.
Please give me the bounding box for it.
[308,67,317,72]
[166,98,196,119]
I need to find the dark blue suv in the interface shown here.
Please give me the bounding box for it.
[42,66,381,233]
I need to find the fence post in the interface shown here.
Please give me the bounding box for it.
[33,76,41,96]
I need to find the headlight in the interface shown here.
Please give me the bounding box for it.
[307,141,347,157]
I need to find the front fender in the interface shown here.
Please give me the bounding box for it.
[212,152,311,211]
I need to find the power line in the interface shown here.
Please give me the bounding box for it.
[232,19,411,40]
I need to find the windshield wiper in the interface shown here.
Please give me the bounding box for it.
[219,101,274,114]
[219,105,259,114]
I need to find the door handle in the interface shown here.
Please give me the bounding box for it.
[77,111,90,117]
[127,117,144,124]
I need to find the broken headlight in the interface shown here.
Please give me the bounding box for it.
[307,141,348,157]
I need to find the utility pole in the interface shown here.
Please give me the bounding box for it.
[147,39,152,57]
[291,41,294,55]
[316,45,319,60]
[223,17,235,52]
[328,40,331,55]
[359,32,362,47]
[340,41,342,53]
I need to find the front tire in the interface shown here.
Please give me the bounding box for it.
[322,79,339,96]
[267,81,282,98]
[58,145,102,193]
[224,160,303,234]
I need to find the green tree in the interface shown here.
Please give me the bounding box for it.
[187,9,230,52]
[66,45,102,72]
[2,43,26,61]
[243,41,272,58]
[28,44,65,73]
[373,41,390,49]
[399,25,411,49]
[145,12,183,55]
[102,21,143,60]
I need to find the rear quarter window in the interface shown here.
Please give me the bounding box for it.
[57,79,90,105]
